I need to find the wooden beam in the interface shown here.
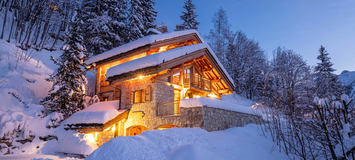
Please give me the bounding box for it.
[103,110,129,130]
[202,68,212,72]
[218,89,229,93]
[96,67,102,94]
[211,79,221,83]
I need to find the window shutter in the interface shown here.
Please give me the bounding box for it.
[145,87,151,102]
[130,91,134,104]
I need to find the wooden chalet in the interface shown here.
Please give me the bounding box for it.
[64,29,245,147]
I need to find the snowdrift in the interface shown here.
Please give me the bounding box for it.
[86,124,286,160]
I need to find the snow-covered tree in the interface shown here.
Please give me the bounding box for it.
[225,31,267,100]
[142,0,157,31]
[206,7,230,66]
[41,10,88,117]
[81,0,128,55]
[268,47,311,113]
[128,0,146,41]
[175,0,200,31]
[314,45,343,98]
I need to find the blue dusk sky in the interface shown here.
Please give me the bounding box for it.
[155,0,355,74]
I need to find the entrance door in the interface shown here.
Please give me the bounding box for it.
[127,126,148,136]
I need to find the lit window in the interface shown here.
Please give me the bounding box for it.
[134,90,143,103]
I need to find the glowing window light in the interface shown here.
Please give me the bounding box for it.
[85,133,96,143]
[208,94,217,98]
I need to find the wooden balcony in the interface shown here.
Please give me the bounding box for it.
[184,74,211,92]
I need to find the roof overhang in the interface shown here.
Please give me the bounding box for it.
[86,30,203,67]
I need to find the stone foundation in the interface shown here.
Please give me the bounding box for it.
[202,106,264,132]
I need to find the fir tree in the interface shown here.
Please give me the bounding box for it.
[206,7,230,66]
[81,0,128,55]
[175,0,200,31]
[128,0,146,41]
[142,0,157,31]
[41,10,88,117]
[314,45,343,98]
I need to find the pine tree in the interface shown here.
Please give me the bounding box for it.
[142,0,157,31]
[314,45,343,98]
[206,7,230,66]
[128,0,146,41]
[41,10,88,118]
[81,0,128,55]
[175,0,200,31]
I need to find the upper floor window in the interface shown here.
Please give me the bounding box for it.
[131,86,152,104]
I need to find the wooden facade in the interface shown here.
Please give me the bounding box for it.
[87,32,234,110]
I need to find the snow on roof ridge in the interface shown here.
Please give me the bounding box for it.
[86,30,203,64]
[106,42,235,87]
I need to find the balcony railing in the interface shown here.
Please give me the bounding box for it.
[156,100,180,116]
[184,74,211,92]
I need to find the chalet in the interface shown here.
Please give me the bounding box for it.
[64,29,264,147]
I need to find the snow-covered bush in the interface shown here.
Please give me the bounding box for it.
[264,94,355,159]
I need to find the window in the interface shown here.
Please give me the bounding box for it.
[131,87,151,104]
[134,90,143,103]
[173,72,181,85]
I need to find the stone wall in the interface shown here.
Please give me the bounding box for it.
[96,76,263,146]
[96,125,116,146]
[202,106,264,132]
[110,77,205,136]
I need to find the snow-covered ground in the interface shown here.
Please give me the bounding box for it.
[0,153,82,160]
[0,40,96,157]
[86,124,287,160]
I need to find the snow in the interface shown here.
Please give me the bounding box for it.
[341,94,351,104]
[64,101,123,125]
[42,125,98,156]
[180,95,263,117]
[0,153,82,160]
[0,39,96,158]
[147,28,162,35]
[86,124,287,160]
[86,30,202,64]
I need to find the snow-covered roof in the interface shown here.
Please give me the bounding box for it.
[86,30,203,64]
[106,43,235,87]
[180,97,263,116]
[64,101,125,125]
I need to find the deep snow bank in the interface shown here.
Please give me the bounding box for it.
[0,39,97,156]
[86,124,286,160]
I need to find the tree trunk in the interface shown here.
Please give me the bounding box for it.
[1,0,10,39]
